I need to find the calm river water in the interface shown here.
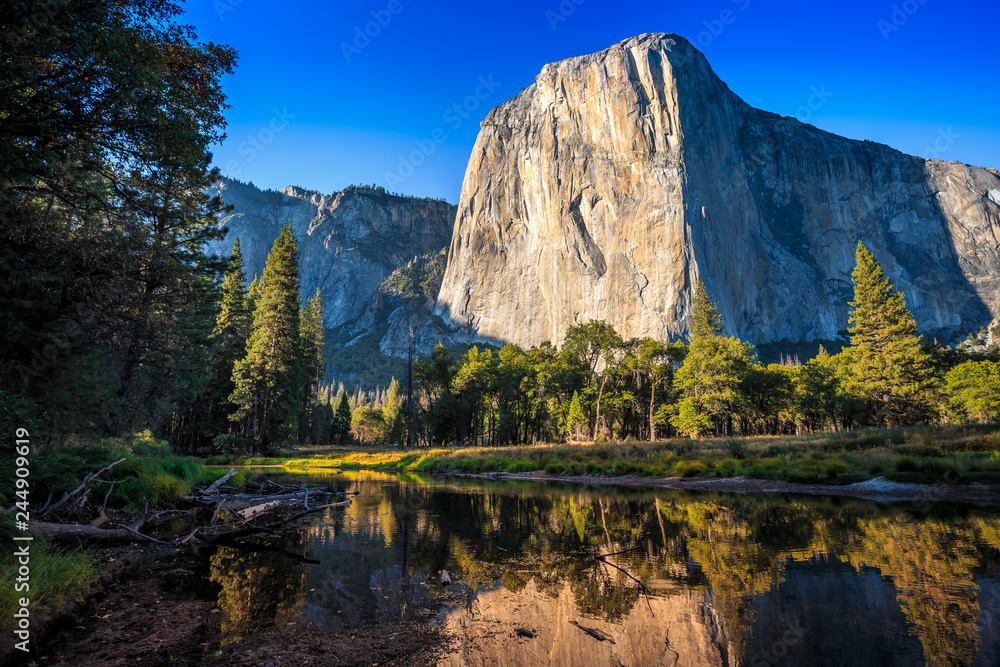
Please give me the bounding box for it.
[184,470,1000,666]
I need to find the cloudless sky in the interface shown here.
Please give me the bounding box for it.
[183,0,1000,204]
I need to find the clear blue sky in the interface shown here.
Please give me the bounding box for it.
[183,0,1000,204]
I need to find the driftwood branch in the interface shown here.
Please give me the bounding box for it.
[42,458,126,517]
[204,468,237,494]
[34,521,152,543]
[198,500,350,544]
[34,474,349,547]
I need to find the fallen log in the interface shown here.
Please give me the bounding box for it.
[198,499,351,544]
[33,521,156,544]
[203,468,237,494]
[237,498,301,520]
[184,489,330,508]
[42,458,126,518]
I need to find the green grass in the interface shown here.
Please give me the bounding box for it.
[1,431,242,510]
[0,516,96,634]
[205,423,1000,487]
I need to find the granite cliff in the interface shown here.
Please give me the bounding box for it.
[435,33,1000,348]
[206,178,456,330]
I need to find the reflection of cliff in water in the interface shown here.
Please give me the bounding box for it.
[202,471,1000,666]
[437,579,736,667]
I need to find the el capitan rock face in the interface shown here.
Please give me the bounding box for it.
[205,179,456,330]
[435,33,1000,347]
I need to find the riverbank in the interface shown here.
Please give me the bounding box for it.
[208,424,1000,501]
[0,432,242,664]
[20,542,444,667]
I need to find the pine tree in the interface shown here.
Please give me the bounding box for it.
[383,378,404,443]
[334,392,352,445]
[300,288,325,395]
[230,225,303,451]
[845,241,935,426]
[690,279,725,339]
[206,240,251,434]
[299,287,325,442]
[0,1,235,441]
[246,275,262,314]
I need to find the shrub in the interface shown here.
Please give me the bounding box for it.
[764,445,788,458]
[823,458,849,478]
[787,464,824,483]
[724,438,748,460]
[507,459,537,473]
[674,461,708,478]
[895,455,919,472]
[717,458,739,477]
[919,457,953,479]
[211,432,256,453]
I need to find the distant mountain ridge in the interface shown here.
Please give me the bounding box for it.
[205,178,456,331]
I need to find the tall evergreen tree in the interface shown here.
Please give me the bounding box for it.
[299,288,325,398]
[844,242,935,426]
[209,240,251,431]
[383,378,405,443]
[299,287,326,442]
[334,392,352,445]
[690,279,725,339]
[230,225,303,451]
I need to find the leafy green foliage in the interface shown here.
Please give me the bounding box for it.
[671,336,756,437]
[945,360,1000,423]
[565,391,587,439]
[351,405,387,445]
[0,0,236,440]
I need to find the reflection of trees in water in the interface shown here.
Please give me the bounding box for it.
[208,534,308,644]
[841,517,983,667]
[232,472,1000,666]
[401,481,1000,666]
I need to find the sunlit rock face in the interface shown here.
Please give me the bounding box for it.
[205,179,456,329]
[435,33,1000,347]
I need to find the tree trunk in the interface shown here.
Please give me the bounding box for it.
[648,382,657,442]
